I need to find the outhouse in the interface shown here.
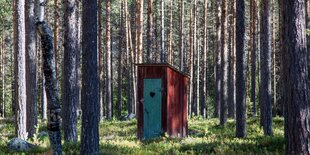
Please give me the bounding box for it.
[136,63,189,140]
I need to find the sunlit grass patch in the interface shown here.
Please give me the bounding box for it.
[0,117,285,154]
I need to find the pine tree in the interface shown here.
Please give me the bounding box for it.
[106,0,112,119]
[25,0,37,138]
[15,0,27,140]
[80,0,99,153]
[259,0,273,135]
[235,0,246,138]
[282,0,310,153]
[62,0,78,142]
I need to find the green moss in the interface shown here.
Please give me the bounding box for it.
[0,117,285,154]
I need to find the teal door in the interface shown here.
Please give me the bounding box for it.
[143,79,162,140]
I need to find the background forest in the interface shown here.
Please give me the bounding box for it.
[0,0,283,122]
[0,0,309,154]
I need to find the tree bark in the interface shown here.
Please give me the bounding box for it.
[0,37,2,117]
[236,0,246,138]
[62,0,78,142]
[189,5,193,116]
[201,0,208,119]
[124,0,132,114]
[37,20,62,154]
[215,0,222,118]
[178,0,184,71]
[160,0,165,62]
[260,0,273,135]
[146,0,153,63]
[15,0,28,140]
[76,0,82,120]
[192,0,198,116]
[250,0,257,117]
[228,0,236,119]
[220,0,228,125]
[12,0,16,117]
[271,0,276,115]
[168,0,173,64]
[0,36,5,117]
[80,0,99,153]
[98,0,103,121]
[282,0,310,154]
[25,0,37,138]
[128,9,137,114]
[54,0,59,73]
[106,0,112,119]
[307,0,310,74]
[277,0,284,116]
[117,1,124,118]
[136,0,143,63]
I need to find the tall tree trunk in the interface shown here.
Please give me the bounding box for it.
[37,21,63,154]
[12,0,16,117]
[192,0,198,116]
[277,0,284,116]
[250,0,257,117]
[25,0,37,138]
[76,0,82,119]
[215,0,222,118]
[220,0,228,125]
[54,0,59,73]
[36,0,63,152]
[124,0,132,114]
[168,0,173,64]
[117,1,124,118]
[62,0,78,142]
[1,37,5,117]
[0,37,2,117]
[282,0,310,154]
[153,3,159,62]
[80,0,99,153]
[98,0,103,121]
[136,0,143,63]
[236,0,246,138]
[228,0,236,118]
[307,0,310,59]
[106,0,112,119]
[201,0,208,119]
[128,9,136,114]
[189,5,193,116]
[271,0,277,114]
[160,0,165,62]
[15,0,27,140]
[147,0,153,63]
[260,0,273,135]
[179,0,184,71]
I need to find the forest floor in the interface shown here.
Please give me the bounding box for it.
[0,117,285,154]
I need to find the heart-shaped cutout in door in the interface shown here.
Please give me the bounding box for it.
[150,92,155,98]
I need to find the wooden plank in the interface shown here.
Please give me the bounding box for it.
[137,66,167,139]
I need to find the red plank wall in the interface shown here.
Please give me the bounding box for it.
[137,66,168,139]
[137,64,188,139]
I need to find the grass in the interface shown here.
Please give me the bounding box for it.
[0,117,285,154]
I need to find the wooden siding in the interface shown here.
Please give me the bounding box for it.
[137,66,167,139]
[167,67,188,137]
[137,64,188,139]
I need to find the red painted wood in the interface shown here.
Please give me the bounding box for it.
[183,76,189,136]
[137,64,188,139]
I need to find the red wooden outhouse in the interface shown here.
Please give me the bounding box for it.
[136,63,189,140]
